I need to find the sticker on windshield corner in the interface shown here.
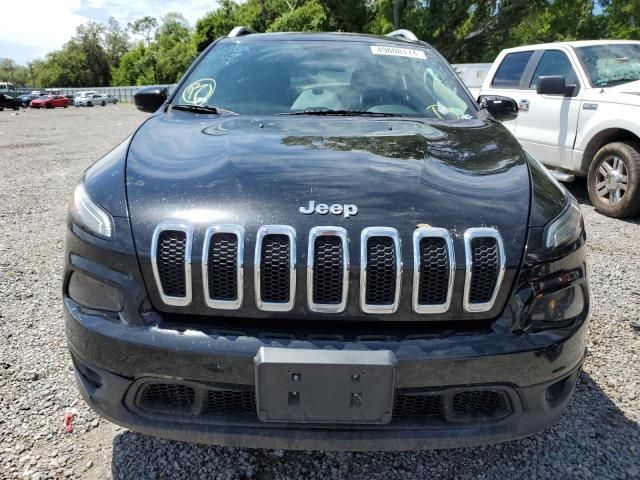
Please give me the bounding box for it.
[370,45,426,59]
[181,78,216,105]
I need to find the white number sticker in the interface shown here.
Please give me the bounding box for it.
[370,45,426,59]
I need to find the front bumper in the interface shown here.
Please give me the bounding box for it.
[65,298,587,451]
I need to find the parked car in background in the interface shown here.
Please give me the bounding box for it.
[18,93,40,107]
[75,92,109,107]
[30,95,70,109]
[0,82,17,93]
[105,95,118,104]
[477,40,640,218]
[0,93,20,111]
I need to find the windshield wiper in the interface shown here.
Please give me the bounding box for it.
[277,109,405,117]
[596,76,640,87]
[172,104,237,115]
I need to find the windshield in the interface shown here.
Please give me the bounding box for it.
[173,39,476,119]
[575,43,640,87]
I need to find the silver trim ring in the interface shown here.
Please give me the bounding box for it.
[254,225,297,312]
[202,225,244,310]
[360,227,402,314]
[412,227,455,314]
[307,226,349,313]
[463,227,505,313]
[150,222,193,307]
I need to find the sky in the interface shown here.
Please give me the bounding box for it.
[0,0,219,65]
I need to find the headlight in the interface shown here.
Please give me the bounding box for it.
[544,197,583,250]
[69,181,114,239]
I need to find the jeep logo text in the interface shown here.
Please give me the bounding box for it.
[299,200,358,218]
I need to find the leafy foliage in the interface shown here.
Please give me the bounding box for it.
[2,1,639,88]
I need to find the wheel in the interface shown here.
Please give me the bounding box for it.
[101,101,106,106]
[587,141,640,218]
[0,107,3,111]
[113,99,118,104]
[13,105,19,110]
[87,101,93,107]
[63,103,68,108]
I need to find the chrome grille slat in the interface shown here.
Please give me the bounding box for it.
[412,227,455,314]
[360,227,402,314]
[202,225,244,310]
[254,225,296,312]
[463,228,505,313]
[307,227,349,313]
[151,222,193,307]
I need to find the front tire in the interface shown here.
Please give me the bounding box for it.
[101,101,106,106]
[587,141,640,218]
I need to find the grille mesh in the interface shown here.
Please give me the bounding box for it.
[365,237,397,305]
[134,382,512,424]
[260,234,291,303]
[452,390,508,418]
[206,390,256,414]
[418,237,449,305]
[313,236,344,304]
[207,233,238,301]
[157,231,187,297]
[138,383,195,415]
[393,394,442,418]
[469,238,499,304]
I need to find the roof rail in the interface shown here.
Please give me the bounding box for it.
[386,29,418,42]
[228,26,257,38]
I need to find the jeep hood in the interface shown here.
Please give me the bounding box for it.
[127,112,529,263]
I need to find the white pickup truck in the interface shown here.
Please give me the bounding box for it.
[476,40,640,218]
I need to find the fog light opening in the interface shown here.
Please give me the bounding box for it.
[68,270,124,313]
[545,373,576,404]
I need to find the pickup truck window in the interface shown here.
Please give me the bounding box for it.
[491,51,533,88]
[529,50,578,89]
[575,43,640,87]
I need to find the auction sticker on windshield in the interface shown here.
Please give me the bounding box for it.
[370,45,426,59]
[182,78,216,105]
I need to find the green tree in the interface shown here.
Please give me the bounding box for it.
[268,0,328,31]
[129,16,159,45]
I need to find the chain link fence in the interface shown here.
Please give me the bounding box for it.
[56,84,176,103]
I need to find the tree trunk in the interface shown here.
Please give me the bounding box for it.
[393,0,400,30]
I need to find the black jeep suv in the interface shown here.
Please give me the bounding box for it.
[64,29,588,451]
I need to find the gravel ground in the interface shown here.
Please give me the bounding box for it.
[0,105,639,480]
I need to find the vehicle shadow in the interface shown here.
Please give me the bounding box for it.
[110,371,639,479]
[566,178,640,225]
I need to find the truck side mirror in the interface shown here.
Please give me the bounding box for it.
[536,76,569,95]
[477,95,519,122]
[134,86,168,113]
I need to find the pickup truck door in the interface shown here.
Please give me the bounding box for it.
[479,50,536,136]
[513,49,582,169]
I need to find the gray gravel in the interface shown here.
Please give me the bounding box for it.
[0,105,639,479]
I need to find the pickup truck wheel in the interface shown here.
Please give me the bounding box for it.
[587,141,640,218]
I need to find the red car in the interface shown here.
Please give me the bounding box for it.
[30,95,70,109]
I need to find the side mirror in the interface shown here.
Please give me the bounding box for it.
[536,75,568,95]
[477,95,518,122]
[134,86,168,113]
